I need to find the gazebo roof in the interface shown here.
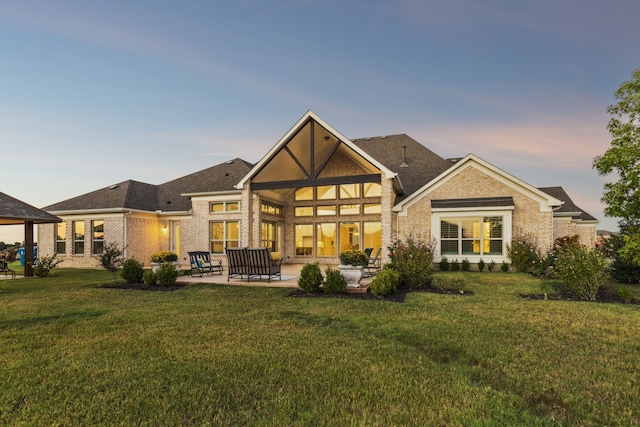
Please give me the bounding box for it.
[0,191,61,225]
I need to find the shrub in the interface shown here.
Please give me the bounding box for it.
[477,259,485,272]
[501,262,510,272]
[143,270,156,286]
[461,258,470,271]
[439,257,449,271]
[532,235,582,279]
[617,286,633,303]
[155,262,178,286]
[554,244,608,301]
[298,262,323,293]
[98,242,124,282]
[370,266,401,296]
[431,275,470,292]
[32,255,63,277]
[121,258,144,284]
[151,251,178,263]
[339,249,368,267]
[388,235,435,288]
[506,233,538,272]
[606,232,640,283]
[323,266,347,294]
[488,260,496,272]
[451,259,460,271]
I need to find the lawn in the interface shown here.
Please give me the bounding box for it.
[1,269,639,426]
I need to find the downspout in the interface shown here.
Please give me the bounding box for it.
[123,211,132,258]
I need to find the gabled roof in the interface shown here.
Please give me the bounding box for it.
[539,186,598,222]
[393,154,563,213]
[44,159,253,214]
[0,191,61,225]
[351,134,454,201]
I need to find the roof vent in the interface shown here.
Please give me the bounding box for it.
[226,160,234,164]
[380,135,387,139]
[365,137,371,141]
[108,184,119,190]
[400,145,408,168]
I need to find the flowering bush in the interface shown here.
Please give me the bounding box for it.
[151,250,178,263]
[554,244,608,301]
[388,235,435,288]
[339,249,368,267]
[532,235,581,279]
[506,234,538,272]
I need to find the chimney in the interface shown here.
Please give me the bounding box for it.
[400,145,408,167]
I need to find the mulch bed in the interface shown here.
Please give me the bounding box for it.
[98,283,186,292]
[287,286,474,303]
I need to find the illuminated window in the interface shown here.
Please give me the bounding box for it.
[339,222,360,251]
[316,223,337,256]
[339,184,360,199]
[363,182,381,197]
[210,201,241,213]
[339,204,360,215]
[261,221,279,252]
[440,216,503,256]
[73,221,85,255]
[316,205,336,216]
[295,207,314,217]
[363,203,382,214]
[210,221,240,254]
[261,202,282,216]
[56,222,66,254]
[317,185,336,200]
[295,187,313,201]
[295,224,314,256]
[363,221,382,250]
[92,220,104,254]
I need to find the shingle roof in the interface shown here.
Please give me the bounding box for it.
[538,186,598,221]
[351,134,454,201]
[0,191,61,224]
[43,159,254,214]
[431,197,514,209]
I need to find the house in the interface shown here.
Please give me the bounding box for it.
[37,111,598,269]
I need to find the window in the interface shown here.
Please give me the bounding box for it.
[261,221,279,252]
[295,187,313,201]
[363,182,382,197]
[339,222,360,251]
[261,202,282,216]
[295,224,314,255]
[317,185,336,200]
[210,221,240,254]
[339,184,360,199]
[440,216,503,256]
[363,203,382,214]
[92,220,104,254]
[73,221,85,255]
[295,207,313,217]
[339,204,360,215]
[210,201,241,213]
[316,205,336,216]
[363,221,382,250]
[56,222,66,254]
[316,223,336,256]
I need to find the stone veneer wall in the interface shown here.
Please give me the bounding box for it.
[396,165,555,253]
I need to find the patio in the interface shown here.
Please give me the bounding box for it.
[176,263,373,293]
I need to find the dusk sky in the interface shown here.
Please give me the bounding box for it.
[1,0,638,243]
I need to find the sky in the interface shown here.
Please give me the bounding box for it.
[1,0,638,244]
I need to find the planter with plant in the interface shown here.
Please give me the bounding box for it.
[150,251,180,273]
[338,249,368,286]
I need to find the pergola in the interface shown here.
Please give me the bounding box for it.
[0,191,61,277]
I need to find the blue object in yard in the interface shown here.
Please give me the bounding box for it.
[17,247,38,266]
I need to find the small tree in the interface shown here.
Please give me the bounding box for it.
[388,235,435,288]
[32,255,63,277]
[554,245,608,301]
[99,242,125,282]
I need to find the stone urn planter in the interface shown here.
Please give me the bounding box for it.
[151,261,181,273]
[150,251,180,273]
[338,264,364,287]
[338,249,369,288]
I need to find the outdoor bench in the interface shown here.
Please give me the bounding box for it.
[226,247,283,283]
[188,251,223,277]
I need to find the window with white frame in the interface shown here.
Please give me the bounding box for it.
[439,216,504,256]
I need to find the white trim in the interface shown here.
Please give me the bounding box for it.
[393,154,563,215]
[432,205,514,213]
[236,110,400,189]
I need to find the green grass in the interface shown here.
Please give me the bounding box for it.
[1,269,640,426]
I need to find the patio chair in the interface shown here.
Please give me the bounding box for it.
[364,248,382,277]
[188,251,223,277]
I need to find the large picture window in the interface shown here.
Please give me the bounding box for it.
[295,224,314,256]
[316,223,336,256]
[440,216,503,256]
[211,221,240,254]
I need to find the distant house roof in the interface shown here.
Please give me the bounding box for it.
[539,186,598,222]
[351,134,454,202]
[44,159,253,214]
[0,191,61,225]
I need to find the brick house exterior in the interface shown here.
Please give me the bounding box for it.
[38,111,598,269]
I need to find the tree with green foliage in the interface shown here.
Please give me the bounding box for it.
[593,69,640,266]
[98,242,125,282]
